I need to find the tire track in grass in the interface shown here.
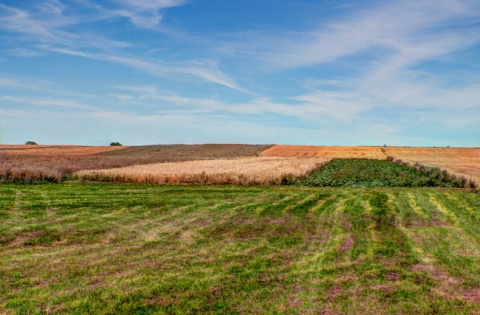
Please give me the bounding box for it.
[428,193,459,226]
[340,191,431,314]
[340,194,373,263]
[332,192,422,313]
[282,192,349,311]
[391,190,430,263]
[369,192,416,263]
[407,192,430,223]
[426,192,480,277]
[393,190,480,308]
[319,193,385,314]
[434,192,480,244]
[290,193,352,273]
[287,193,329,217]
[259,193,301,217]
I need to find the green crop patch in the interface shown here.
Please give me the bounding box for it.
[297,158,464,187]
[0,183,479,314]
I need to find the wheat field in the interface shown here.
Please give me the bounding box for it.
[260,145,386,159]
[75,157,327,185]
[384,147,480,185]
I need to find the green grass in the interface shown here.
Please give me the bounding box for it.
[297,158,464,187]
[1,183,479,314]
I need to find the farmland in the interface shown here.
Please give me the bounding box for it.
[296,159,468,188]
[0,144,272,183]
[262,145,480,187]
[0,144,479,314]
[1,183,479,314]
[383,147,480,185]
[75,157,326,185]
[1,144,478,187]
[260,145,386,159]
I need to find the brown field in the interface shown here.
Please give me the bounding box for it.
[75,157,326,185]
[0,145,124,156]
[384,147,480,185]
[0,144,272,182]
[260,145,386,159]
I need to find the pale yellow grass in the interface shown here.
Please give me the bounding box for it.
[384,147,480,185]
[260,145,386,159]
[75,157,327,185]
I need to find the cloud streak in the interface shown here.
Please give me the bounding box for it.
[0,0,478,146]
[0,1,245,92]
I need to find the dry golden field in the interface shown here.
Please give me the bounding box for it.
[260,145,386,159]
[0,144,272,182]
[384,147,480,185]
[75,157,327,185]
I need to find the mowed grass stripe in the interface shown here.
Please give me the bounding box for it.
[433,192,480,244]
[0,184,479,314]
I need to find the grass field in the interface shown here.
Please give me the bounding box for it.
[1,183,479,314]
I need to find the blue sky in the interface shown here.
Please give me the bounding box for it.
[0,0,479,146]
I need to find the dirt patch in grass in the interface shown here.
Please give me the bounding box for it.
[409,264,471,301]
[8,230,45,247]
[340,236,355,252]
[462,289,480,303]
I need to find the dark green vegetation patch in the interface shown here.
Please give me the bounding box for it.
[297,158,464,187]
[1,183,479,314]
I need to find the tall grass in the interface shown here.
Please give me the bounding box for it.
[74,172,293,185]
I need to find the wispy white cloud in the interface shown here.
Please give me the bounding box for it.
[111,84,367,121]
[110,94,135,102]
[0,1,246,92]
[43,46,246,92]
[4,48,42,57]
[105,0,187,29]
[0,96,96,110]
[248,0,480,70]
[0,74,97,99]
